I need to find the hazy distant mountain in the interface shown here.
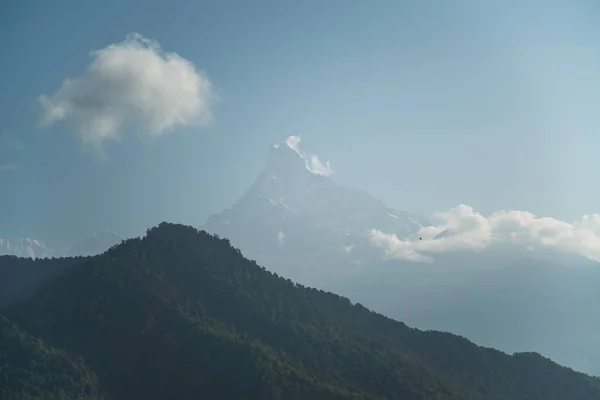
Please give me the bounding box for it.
[68,231,124,256]
[0,238,55,259]
[203,138,428,285]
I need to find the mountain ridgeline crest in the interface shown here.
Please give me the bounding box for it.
[1,222,600,400]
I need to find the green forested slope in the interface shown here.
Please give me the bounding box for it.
[0,316,102,400]
[2,223,599,400]
[0,255,86,309]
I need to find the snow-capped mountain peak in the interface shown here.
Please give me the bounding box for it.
[0,238,55,259]
[226,137,427,237]
[267,136,334,179]
[266,137,317,178]
[203,137,428,285]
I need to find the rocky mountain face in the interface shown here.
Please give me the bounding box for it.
[203,137,428,286]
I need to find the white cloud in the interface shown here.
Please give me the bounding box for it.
[282,135,334,177]
[38,33,215,153]
[370,204,600,263]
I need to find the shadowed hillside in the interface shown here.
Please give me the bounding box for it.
[0,255,86,309]
[0,315,102,400]
[2,223,600,400]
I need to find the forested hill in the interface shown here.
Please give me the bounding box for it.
[2,223,600,400]
[0,255,86,309]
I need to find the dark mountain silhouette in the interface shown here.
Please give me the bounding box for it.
[1,223,600,400]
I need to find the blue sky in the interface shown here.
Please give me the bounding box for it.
[1,0,599,251]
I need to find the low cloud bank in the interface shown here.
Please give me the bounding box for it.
[370,205,600,263]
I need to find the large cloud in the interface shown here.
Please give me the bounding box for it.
[370,205,600,263]
[38,33,215,152]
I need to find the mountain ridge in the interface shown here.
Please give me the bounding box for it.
[3,222,600,399]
